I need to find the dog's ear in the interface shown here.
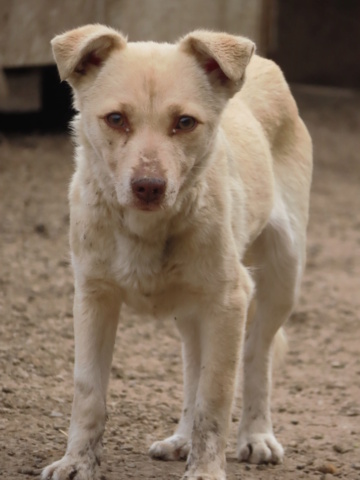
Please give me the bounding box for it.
[51,24,126,83]
[180,30,255,97]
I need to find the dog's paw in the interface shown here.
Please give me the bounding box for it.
[41,455,100,480]
[149,434,190,461]
[182,470,226,480]
[237,433,284,464]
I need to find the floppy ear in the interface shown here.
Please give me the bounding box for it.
[180,30,255,97]
[51,24,126,83]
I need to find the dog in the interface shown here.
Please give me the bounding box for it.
[42,24,312,480]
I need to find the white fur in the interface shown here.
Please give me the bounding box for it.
[42,26,312,480]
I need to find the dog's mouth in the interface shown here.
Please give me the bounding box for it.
[132,200,164,212]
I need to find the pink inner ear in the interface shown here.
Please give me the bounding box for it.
[75,51,103,75]
[204,58,228,84]
[87,52,102,66]
[205,58,220,73]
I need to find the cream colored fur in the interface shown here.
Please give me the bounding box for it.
[42,25,312,480]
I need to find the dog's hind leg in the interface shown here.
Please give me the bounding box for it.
[149,318,200,461]
[237,202,306,464]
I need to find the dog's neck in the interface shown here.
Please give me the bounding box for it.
[120,208,170,244]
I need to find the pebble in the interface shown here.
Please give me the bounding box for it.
[121,445,134,451]
[17,467,40,476]
[49,411,63,418]
[346,409,360,417]
[331,360,345,369]
[317,463,337,474]
[333,443,350,454]
[34,223,48,236]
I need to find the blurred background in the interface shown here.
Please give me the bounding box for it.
[1,0,359,129]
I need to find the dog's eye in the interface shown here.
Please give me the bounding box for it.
[175,116,197,132]
[105,112,128,130]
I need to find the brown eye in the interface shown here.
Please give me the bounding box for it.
[175,116,197,132]
[105,112,128,131]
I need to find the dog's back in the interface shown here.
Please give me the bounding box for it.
[241,56,299,145]
[220,54,312,250]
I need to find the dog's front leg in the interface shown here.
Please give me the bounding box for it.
[150,318,200,461]
[184,268,253,480]
[42,282,121,480]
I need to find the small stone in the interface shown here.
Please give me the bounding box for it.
[331,360,345,369]
[346,409,360,417]
[1,387,13,394]
[121,445,133,452]
[333,443,350,454]
[34,223,48,236]
[317,463,337,474]
[17,468,39,476]
[49,411,63,418]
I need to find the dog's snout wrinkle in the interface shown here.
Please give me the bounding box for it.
[131,177,166,204]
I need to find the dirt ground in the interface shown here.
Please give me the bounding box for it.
[1,87,359,480]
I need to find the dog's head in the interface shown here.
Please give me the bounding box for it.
[52,25,254,212]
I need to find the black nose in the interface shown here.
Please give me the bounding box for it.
[131,177,166,204]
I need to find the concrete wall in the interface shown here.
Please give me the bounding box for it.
[106,0,264,46]
[0,0,101,67]
[0,0,265,111]
[1,0,265,68]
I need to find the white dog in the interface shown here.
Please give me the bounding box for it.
[42,25,312,480]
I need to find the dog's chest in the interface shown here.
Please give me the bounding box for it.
[112,233,183,315]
